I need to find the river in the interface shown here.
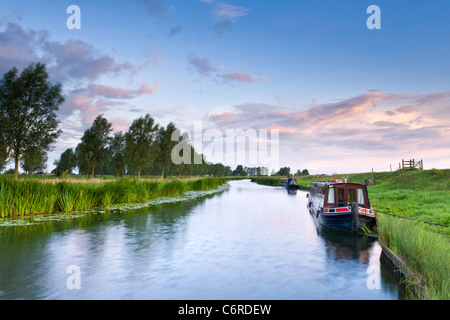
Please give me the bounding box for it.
[0,179,401,300]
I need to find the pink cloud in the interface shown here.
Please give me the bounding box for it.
[221,73,252,83]
[110,117,131,132]
[88,81,160,99]
[203,90,450,167]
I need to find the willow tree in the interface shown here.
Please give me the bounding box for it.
[77,115,112,178]
[157,122,178,179]
[0,63,63,178]
[125,114,159,181]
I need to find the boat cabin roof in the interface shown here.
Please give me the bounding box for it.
[309,181,371,208]
[312,181,365,187]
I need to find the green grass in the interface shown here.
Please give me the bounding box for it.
[0,176,229,217]
[377,213,450,300]
[250,176,281,186]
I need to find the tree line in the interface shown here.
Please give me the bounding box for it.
[0,63,309,179]
[0,63,234,179]
[53,114,234,179]
[231,165,309,177]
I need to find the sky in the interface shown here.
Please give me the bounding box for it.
[0,0,450,174]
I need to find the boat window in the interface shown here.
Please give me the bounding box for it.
[357,188,365,204]
[327,187,335,204]
[348,189,356,204]
[319,185,326,195]
[337,188,345,206]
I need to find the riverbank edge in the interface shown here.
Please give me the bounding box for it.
[379,243,425,299]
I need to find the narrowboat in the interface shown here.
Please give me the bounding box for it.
[307,180,376,234]
[280,177,298,188]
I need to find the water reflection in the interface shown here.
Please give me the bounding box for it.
[317,228,374,260]
[0,180,401,300]
[286,188,298,196]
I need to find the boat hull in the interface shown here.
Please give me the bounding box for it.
[317,211,376,233]
[308,202,376,234]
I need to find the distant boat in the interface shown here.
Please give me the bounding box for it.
[280,177,298,188]
[307,180,376,234]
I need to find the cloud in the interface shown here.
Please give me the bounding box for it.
[221,73,252,83]
[0,22,43,75]
[61,81,160,130]
[88,82,160,99]
[187,54,217,76]
[396,105,417,114]
[0,21,156,134]
[0,22,136,83]
[134,0,170,17]
[213,3,249,22]
[44,39,135,83]
[168,24,182,37]
[186,53,267,85]
[203,90,450,171]
[199,2,250,37]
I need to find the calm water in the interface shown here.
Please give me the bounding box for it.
[0,180,400,300]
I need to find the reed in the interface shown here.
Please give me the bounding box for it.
[377,213,450,300]
[250,177,281,186]
[0,176,229,217]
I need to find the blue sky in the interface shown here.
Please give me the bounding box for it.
[1,0,450,173]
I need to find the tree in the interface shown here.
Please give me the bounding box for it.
[125,114,159,181]
[109,132,126,178]
[302,169,310,176]
[78,115,112,178]
[157,122,178,179]
[232,165,247,176]
[54,148,77,175]
[21,145,48,175]
[0,63,63,178]
[0,135,8,172]
[276,167,291,176]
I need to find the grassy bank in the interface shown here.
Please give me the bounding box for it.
[377,213,450,299]
[250,176,312,189]
[0,177,229,217]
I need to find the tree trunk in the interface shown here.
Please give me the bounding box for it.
[138,168,141,181]
[91,164,95,179]
[14,154,19,179]
[161,165,165,180]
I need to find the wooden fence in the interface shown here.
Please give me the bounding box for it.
[400,159,423,170]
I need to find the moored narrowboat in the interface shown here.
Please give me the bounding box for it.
[280,177,298,188]
[307,180,376,234]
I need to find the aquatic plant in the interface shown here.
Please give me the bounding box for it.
[377,213,450,300]
[0,176,229,217]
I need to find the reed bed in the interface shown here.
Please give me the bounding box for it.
[0,177,228,217]
[250,177,281,186]
[377,213,450,300]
